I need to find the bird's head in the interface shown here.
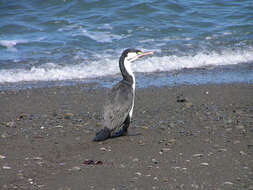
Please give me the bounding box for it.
[120,48,153,63]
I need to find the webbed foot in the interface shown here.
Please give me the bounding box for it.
[111,127,128,138]
[93,127,111,141]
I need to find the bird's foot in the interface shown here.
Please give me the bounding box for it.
[93,127,111,141]
[111,128,128,138]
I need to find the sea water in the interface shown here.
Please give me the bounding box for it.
[0,0,253,90]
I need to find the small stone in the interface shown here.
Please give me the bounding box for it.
[141,126,148,129]
[200,162,209,166]
[161,148,171,152]
[1,132,9,138]
[163,178,169,182]
[172,166,181,170]
[167,139,176,144]
[152,158,158,164]
[192,153,204,157]
[132,158,139,162]
[0,154,6,159]
[239,151,247,156]
[135,172,142,176]
[226,119,233,124]
[153,177,158,181]
[176,95,187,103]
[233,140,240,144]
[218,148,227,152]
[100,147,107,151]
[235,125,245,130]
[28,178,33,184]
[185,102,193,108]
[18,114,28,120]
[3,166,11,169]
[223,181,233,185]
[69,166,81,171]
[5,121,15,128]
[120,164,125,168]
[55,125,63,128]
[32,156,43,160]
[64,113,73,119]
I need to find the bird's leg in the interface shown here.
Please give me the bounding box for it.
[93,127,111,141]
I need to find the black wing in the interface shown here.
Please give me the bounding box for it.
[103,81,133,130]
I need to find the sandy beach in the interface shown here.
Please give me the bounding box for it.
[0,83,253,190]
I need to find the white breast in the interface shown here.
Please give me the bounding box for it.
[124,60,135,119]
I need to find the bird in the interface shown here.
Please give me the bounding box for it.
[93,48,153,141]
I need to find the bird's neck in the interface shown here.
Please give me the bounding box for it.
[119,57,135,86]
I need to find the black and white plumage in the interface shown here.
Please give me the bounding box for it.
[93,48,153,141]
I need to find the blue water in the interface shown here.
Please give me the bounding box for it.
[0,0,253,89]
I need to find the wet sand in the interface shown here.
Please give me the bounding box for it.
[0,83,253,190]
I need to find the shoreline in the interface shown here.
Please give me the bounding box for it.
[0,83,253,189]
[1,61,253,91]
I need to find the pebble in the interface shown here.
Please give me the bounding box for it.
[64,113,73,119]
[226,119,233,124]
[135,172,142,176]
[1,132,9,138]
[132,158,139,162]
[5,121,15,128]
[33,156,43,159]
[239,151,247,155]
[233,140,240,144]
[192,153,204,158]
[223,181,233,185]
[218,148,227,152]
[152,158,158,164]
[167,139,176,144]
[55,125,64,128]
[0,154,6,159]
[185,102,193,108]
[28,178,33,184]
[200,162,209,166]
[163,178,169,182]
[69,166,81,171]
[161,148,171,152]
[141,126,148,129]
[100,147,107,151]
[120,164,126,168]
[235,125,245,130]
[3,166,11,169]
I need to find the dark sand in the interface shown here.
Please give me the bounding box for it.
[0,83,253,190]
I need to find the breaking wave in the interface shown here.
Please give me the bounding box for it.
[0,49,252,83]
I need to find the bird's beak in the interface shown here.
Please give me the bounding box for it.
[137,51,153,59]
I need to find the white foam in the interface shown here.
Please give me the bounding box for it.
[78,29,125,43]
[0,59,119,83]
[0,49,252,83]
[133,49,253,73]
[0,40,28,49]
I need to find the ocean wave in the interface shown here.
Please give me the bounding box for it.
[133,49,253,73]
[77,29,126,43]
[0,49,252,83]
[0,40,28,49]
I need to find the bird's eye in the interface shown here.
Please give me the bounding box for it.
[137,51,142,55]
